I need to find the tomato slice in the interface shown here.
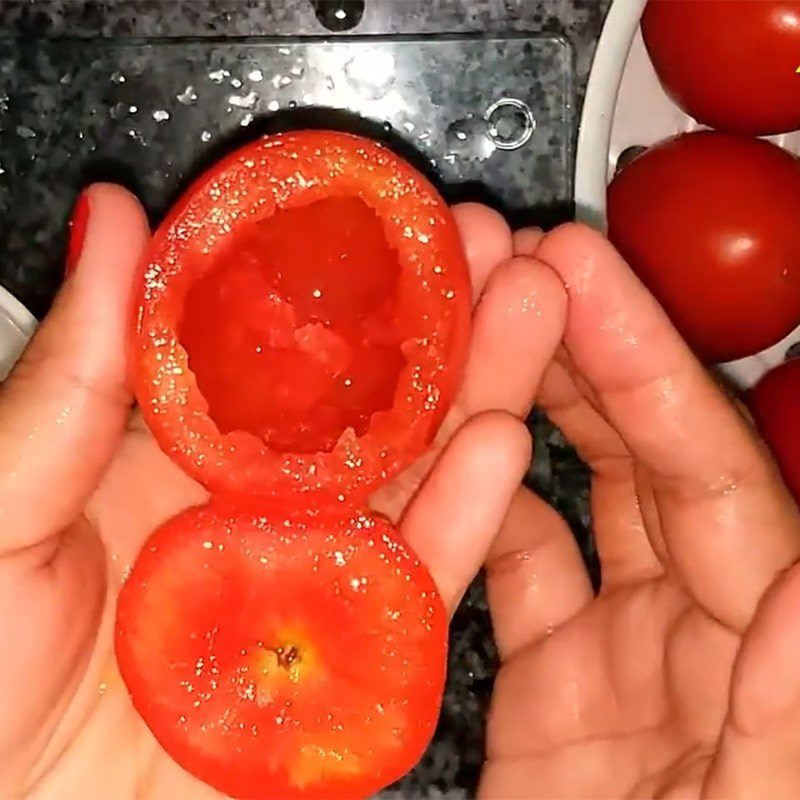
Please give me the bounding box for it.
[130,131,471,499]
[114,501,447,800]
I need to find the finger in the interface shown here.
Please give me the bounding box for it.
[452,202,513,302]
[0,184,149,557]
[373,254,568,520]
[486,486,593,659]
[705,562,800,798]
[539,355,663,586]
[538,222,800,631]
[512,226,544,256]
[457,256,567,420]
[402,411,532,614]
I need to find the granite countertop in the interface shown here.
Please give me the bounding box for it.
[0,1,607,796]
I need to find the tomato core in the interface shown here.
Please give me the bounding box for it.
[179,196,406,454]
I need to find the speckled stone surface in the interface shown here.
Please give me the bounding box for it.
[0,2,606,796]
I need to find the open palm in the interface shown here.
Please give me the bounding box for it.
[482,225,800,799]
[0,186,565,798]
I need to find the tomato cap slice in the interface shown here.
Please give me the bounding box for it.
[114,501,448,800]
[130,130,471,499]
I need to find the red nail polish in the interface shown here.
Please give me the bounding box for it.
[66,192,90,277]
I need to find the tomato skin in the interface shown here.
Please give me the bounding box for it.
[641,0,800,136]
[606,131,800,363]
[114,500,447,800]
[130,130,471,500]
[749,359,800,502]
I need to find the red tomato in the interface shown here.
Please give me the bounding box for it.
[606,131,800,363]
[641,0,800,136]
[131,130,471,499]
[115,501,447,800]
[749,358,800,502]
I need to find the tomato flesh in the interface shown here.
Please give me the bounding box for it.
[131,131,471,498]
[115,502,447,800]
[642,0,800,136]
[179,196,405,453]
[749,359,800,502]
[607,131,800,363]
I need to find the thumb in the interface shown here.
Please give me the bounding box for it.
[704,560,800,798]
[0,183,149,558]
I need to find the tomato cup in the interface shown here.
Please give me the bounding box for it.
[130,129,471,501]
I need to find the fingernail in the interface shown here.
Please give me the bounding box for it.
[66,191,90,277]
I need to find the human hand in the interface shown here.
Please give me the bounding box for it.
[482,223,800,799]
[0,185,566,798]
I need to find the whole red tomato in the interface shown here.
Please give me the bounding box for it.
[641,0,800,136]
[130,130,471,500]
[749,358,800,502]
[606,131,800,363]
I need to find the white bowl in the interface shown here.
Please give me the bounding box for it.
[575,0,800,390]
[0,285,36,381]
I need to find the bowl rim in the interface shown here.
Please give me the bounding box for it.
[0,283,37,340]
[574,0,648,230]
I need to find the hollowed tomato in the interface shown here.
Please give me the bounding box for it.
[115,501,448,800]
[130,130,471,498]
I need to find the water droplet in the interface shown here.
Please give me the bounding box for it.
[201,130,212,142]
[240,113,254,127]
[152,109,170,123]
[129,104,138,114]
[110,71,126,84]
[176,85,198,105]
[231,77,243,89]
[288,100,298,110]
[109,101,127,119]
[248,68,264,83]
[208,68,231,84]
[229,91,258,109]
[290,65,304,77]
[344,49,396,100]
[0,164,6,175]
[128,128,145,145]
[445,115,496,162]
[267,100,280,112]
